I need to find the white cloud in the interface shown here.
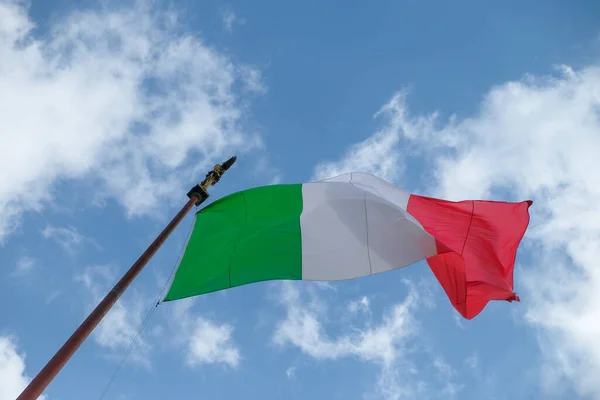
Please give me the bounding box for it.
[452,314,466,330]
[432,356,454,378]
[187,318,240,368]
[75,267,240,369]
[41,225,93,255]
[168,299,241,368]
[13,256,37,276]
[432,357,463,397]
[272,281,458,400]
[285,366,296,379]
[221,9,245,33]
[312,95,403,182]
[464,354,478,370]
[75,265,151,365]
[312,91,443,183]
[0,336,46,400]
[315,63,600,398]
[347,295,371,314]
[0,0,264,244]
[237,65,266,94]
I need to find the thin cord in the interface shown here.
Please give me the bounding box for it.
[97,212,196,400]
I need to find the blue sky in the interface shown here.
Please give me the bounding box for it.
[1,0,600,399]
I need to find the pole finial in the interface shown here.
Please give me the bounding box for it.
[187,156,237,206]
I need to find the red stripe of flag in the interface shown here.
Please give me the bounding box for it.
[407,195,533,319]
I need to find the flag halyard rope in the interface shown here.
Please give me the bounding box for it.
[96,210,197,400]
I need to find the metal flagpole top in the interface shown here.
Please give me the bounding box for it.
[187,156,237,206]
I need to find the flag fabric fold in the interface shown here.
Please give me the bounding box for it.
[163,172,531,319]
[407,195,532,318]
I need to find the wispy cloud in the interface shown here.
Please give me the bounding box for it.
[74,265,240,370]
[41,225,96,255]
[285,366,296,379]
[347,295,371,315]
[0,0,264,245]
[453,314,466,330]
[312,95,407,183]
[0,336,46,400]
[464,353,478,370]
[168,299,241,368]
[221,9,245,33]
[13,256,37,276]
[272,281,459,400]
[187,318,240,367]
[252,155,283,185]
[432,357,463,397]
[75,265,151,366]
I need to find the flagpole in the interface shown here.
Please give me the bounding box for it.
[17,156,237,400]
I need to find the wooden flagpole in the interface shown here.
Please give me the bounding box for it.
[17,156,237,400]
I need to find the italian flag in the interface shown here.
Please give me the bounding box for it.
[164,173,532,319]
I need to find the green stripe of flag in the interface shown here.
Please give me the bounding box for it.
[163,184,303,301]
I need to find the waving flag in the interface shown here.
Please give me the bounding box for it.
[163,173,531,319]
